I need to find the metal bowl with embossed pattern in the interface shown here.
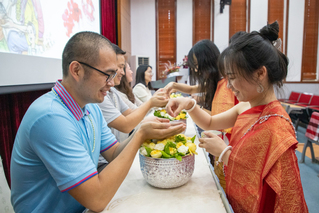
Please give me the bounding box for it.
[139,153,195,188]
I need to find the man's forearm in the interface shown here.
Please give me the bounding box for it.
[111,123,140,159]
[121,101,152,131]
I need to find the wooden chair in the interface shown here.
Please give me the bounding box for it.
[299,112,319,165]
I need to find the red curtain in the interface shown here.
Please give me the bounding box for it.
[101,0,117,44]
[0,89,49,187]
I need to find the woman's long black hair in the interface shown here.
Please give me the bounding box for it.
[115,64,135,103]
[187,39,221,110]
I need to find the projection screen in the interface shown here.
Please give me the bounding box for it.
[0,0,101,90]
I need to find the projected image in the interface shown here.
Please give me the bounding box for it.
[0,0,100,58]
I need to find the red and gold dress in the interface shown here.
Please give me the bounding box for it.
[226,100,308,213]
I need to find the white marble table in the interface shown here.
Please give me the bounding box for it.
[87,118,232,213]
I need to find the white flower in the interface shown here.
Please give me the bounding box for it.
[177,145,189,155]
[160,111,166,116]
[140,147,148,156]
[154,143,165,151]
[164,114,175,120]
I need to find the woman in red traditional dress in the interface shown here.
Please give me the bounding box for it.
[165,21,308,213]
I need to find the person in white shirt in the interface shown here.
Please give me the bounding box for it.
[98,45,168,144]
[133,65,153,103]
[115,62,143,110]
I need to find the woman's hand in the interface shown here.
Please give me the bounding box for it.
[163,82,176,96]
[149,88,169,108]
[198,131,227,157]
[165,97,195,117]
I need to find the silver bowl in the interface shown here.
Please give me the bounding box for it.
[139,153,195,188]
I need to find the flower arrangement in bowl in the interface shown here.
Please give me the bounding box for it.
[140,134,197,161]
[154,109,187,121]
[154,108,187,133]
[139,134,197,188]
[170,92,183,98]
[163,61,180,76]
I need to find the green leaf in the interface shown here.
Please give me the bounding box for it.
[154,110,164,118]
[161,150,172,158]
[175,135,186,143]
[164,142,176,155]
[144,146,152,157]
[164,143,170,155]
[178,152,185,156]
[191,135,196,143]
[175,155,182,162]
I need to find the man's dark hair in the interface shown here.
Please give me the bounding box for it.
[62,31,113,77]
[111,43,126,55]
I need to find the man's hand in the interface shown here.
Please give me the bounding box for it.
[142,116,170,124]
[149,88,169,108]
[138,119,186,142]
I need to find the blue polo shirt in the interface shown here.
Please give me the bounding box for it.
[11,81,117,213]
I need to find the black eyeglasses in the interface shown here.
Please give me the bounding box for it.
[77,61,117,82]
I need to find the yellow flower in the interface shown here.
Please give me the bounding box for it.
[178,134,186,138]
[175,115,180,120]
[157,140,167,146]
[185,142,197,155]
[160,109,166,113]
[150,150,162,158]
[142,142,149,147]
[179,113,186,119]
[169,147,177,155]
[167,138,175,142]
[176,142,184,148]
[148,142,156,150]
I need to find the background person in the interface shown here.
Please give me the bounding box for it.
[165,21,308,212]
[133,64,154,103]
[115,62,143,110]
[164,39,222,115]
[98,44,169,143]
[10,31,185,213]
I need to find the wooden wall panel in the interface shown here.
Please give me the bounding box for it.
[193,0,211,45]
[301,0,319,80]
[268,0,284,46]
[229,0,247,39]
[156,0,177,80]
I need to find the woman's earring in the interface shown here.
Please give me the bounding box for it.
[257,84,264,93]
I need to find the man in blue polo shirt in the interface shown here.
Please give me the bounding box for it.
[10,32,186,213]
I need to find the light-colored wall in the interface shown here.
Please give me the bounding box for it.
[131,0,156,81]
[176,0,192,64]
[213,0,229,52]
[286,0,304,82]
[130,0,319,96]
[250,0,268,32]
